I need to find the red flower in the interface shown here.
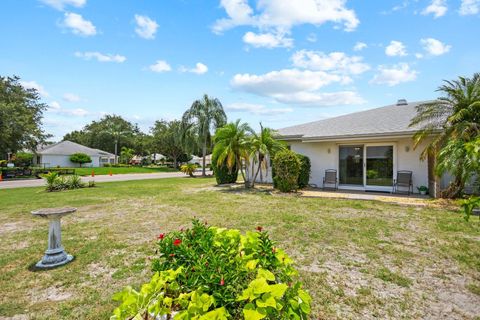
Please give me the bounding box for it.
[169,253,175,257]
[256,226,263,232]
[157,233,165,240]
[173,239,182,246]
[220,278,225,286]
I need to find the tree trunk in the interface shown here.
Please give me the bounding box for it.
[114,140,118,165]
[252,159,263,188]
[202,136,207,177]
[237,156,248,188]
[173,157,178,169]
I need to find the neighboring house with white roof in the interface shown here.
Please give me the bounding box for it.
[248,100,449,197]
[34,140,115,168]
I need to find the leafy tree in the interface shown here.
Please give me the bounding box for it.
[151,120,186,168]
[248,124,286,188]
[213,120,253,185]
[182,94,227,176]
[0,76,49,159]
[120,146,134,164]
[70,153,92,167]
[63,115,140,163]
[410,73,480,198]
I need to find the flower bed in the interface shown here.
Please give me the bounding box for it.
[111,219,311,319]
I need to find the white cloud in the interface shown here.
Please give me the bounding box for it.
[459,0,480,15]
[415,53,424,59]
[180,62,208,74]
[213,0,359,45]
[421,38,451,56]
[134,14,159,39]
[226,103,293,115]
[231,68,364,106]
[291,50,370,76]
[47,101,90,116]
[353,42,367,51]
[40,0,86,10]
[385,40,407,57]
[242,31,293,48]
[149,60,172,73]
[20,80,49,97]
[422,0,448,18]
[63,93,81,102]
[49,101,62,110]
[273,91,365,106]
[63,12,96,36]
[370,63,417,86]
[75,51,126,63]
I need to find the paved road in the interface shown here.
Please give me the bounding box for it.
[0,172,187,189]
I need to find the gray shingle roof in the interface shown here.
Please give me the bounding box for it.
[278,101,431,140]
[37,141,115,157]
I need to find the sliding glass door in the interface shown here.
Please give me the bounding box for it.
[339,145,364,186]
[365,146,394,187]
[338,144,395,189]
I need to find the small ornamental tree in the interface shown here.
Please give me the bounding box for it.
[272,150,301,192]
[69,153,92,167]
[296,154,311,189]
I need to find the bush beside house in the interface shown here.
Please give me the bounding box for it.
[296,154,311,189]
[69,153,92,167]
[272,150,301,192]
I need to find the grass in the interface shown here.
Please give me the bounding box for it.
[0,178,479,319]
[66,166,178,176]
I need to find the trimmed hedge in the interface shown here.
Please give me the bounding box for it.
[296,153,311,188]
[212,154,238,184]
[273,150,300,192]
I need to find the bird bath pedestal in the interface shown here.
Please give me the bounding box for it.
[32,207,76,269]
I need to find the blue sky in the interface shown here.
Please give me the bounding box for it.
[1,0,479,140]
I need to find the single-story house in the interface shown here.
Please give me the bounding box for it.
[189,154,212,167]
[34,140,115,168]
[248,100,450,197]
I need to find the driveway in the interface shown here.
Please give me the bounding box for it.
[0,172,186,189]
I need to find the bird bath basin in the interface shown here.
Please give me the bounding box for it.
[32,207,76,269]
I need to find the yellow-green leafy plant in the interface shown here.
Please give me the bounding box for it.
[111,219,311,319]
[180,164,197,177]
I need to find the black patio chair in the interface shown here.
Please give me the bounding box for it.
[323,169,338,190]
[393,170,413,195]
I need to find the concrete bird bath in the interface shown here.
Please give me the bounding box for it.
[32,207,76,269]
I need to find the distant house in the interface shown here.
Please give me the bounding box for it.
[189,154,211,167]
[34,141,115,168]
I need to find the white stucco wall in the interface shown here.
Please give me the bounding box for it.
[248,137,433,193]
[40,154,101,168]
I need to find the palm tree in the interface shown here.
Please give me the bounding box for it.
[212,119,253,185]
[248,124,286,188]
[106,124,129,165]
[410,73,480,197]
[182,94,227,176]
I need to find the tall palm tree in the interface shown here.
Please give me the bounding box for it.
[106,124,129,165]
[410,72,480,197]
[248,124,286,188]
[212,119,253,184]
[182,94,227,176]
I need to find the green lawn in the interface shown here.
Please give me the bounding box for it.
[68,166,178,176]
[0,178,479,319]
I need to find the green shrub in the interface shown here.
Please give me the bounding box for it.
[296,154,311,189]
[69,153,92,167]
[273,150,301,192]
[45,172,87,192]
[112,219,311,319]
[461,196,480,221]
[103,163,112,167]
[13,152,34,167]
[212,154,238,184]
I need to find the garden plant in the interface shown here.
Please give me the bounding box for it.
[111,219,311,319]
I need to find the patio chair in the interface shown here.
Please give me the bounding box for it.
[393,170,413,195]
[323,169,338,190]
